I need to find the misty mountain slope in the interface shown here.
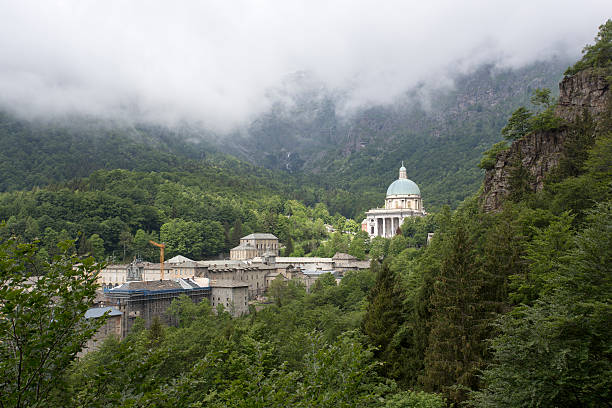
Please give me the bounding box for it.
[0,111,370,218]
[225,72,339,171]
[0,59,569,213]
[222,59,570,210]
[0,113,219,192]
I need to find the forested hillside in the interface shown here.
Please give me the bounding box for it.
[360,21,612,405]
[0,113,217,191]
[0,165,375,263]
[0,113,380,258]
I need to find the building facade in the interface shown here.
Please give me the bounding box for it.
[98,256,207,289]
[104,279,211,336]
[230,233,279,260]
[198,260,272,299]
[80,306,122,355]
[208,281,249,316]
[363,163,426,238]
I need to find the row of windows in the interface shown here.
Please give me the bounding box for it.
[255,243,277,249]
[386,199,420,209]
[243,240,278,250]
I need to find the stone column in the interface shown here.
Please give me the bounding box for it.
[382,217,386,237]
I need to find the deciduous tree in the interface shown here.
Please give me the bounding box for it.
[0,235,103,408]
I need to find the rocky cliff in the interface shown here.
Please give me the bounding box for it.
[481,69,610,212]
[555,69,610,121]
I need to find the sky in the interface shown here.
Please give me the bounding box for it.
[0,0,610,131]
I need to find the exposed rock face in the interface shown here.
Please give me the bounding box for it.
[481,69,610,212]
[481,129,568,211]
[555,69,610,121]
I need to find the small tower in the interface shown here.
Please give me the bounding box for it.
[399,161,407,179]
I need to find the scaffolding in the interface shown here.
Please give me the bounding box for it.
[104,286,211,336]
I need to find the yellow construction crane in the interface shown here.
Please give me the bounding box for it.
[149,240,166,280]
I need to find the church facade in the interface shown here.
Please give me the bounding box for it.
[363,163,426,238]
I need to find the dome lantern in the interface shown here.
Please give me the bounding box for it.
[386,162,420,197]
[399,161,407,179]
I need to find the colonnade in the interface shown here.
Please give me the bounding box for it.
[374,216,403,238]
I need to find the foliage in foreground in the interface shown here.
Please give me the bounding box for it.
[0,235,101,408]
[470,204,612,407]
[65,271,446,407]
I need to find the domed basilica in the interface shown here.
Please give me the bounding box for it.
[362,163,426,238]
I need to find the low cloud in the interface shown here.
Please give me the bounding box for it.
[0,0,609,131]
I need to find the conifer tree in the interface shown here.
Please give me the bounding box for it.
[230,219,243,248]
[362,262,406,378]
[421,224,486,403]
[470,203,612,407]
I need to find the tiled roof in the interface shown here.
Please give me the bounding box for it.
[241,233,278,240]
[273,257,333,263]
[85,306,122,319]
[231,243,256,250]
[209,280,249,288]
[332,252,357,260]
[113,280,183,291]
[166,255,195,263]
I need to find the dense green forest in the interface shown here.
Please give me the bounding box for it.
[0,166,378,262]
[1,20,611,408]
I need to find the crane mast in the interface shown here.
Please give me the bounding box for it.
[149,240,166,280]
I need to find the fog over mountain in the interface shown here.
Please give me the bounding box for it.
[0,1,609,131]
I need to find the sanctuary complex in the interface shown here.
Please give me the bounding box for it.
[87,163,422,348]
[363,163,426,238]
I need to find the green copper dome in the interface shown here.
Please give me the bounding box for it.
[386,178,421,196]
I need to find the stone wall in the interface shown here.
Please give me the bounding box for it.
[80,314,121,355]
[210,284,249,317]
